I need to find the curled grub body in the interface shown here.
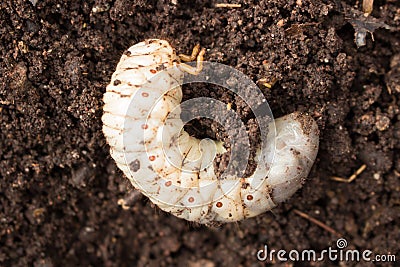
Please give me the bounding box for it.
[102,39,319,224]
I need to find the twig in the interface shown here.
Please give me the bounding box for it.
[215,3,241,8]
[294,209,342,237]
[331,164,367,183]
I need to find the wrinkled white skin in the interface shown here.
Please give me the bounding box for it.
[102,39,319,224]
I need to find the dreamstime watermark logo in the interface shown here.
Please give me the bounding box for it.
[256,238,397,263]
[122,61,276,207]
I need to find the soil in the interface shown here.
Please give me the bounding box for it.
[1,0,399,266]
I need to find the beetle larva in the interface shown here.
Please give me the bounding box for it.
[102,39,319,224]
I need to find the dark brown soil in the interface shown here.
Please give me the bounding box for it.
[1,0,399,266]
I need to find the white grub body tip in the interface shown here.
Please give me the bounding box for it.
[266,112,319,204]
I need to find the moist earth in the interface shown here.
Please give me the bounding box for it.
[1,0,399,266]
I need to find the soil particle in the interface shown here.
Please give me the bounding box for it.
[386,53,400,93]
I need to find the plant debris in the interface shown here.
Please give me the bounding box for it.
[344,5,392,47]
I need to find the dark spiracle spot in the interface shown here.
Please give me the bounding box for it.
[129,159,140,172]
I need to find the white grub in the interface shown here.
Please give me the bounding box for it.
[102,39,319,224]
